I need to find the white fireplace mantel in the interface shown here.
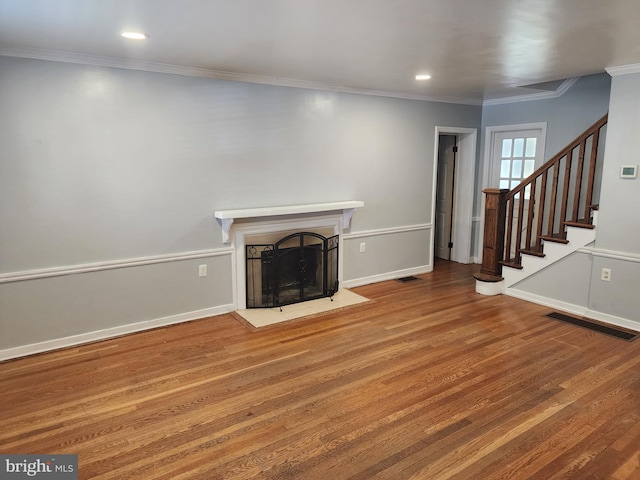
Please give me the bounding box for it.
[214,201,364,243]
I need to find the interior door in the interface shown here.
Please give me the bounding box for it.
[435,135,457,260]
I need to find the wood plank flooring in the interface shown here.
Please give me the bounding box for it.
[2,260,640,479]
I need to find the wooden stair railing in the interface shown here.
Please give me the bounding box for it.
[476,114,608,282]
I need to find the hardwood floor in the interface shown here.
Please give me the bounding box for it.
[2,260,640,479]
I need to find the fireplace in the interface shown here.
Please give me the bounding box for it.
[245,231,339,308]
[214,201,363,310]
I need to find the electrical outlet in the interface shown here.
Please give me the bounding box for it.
[199,264,208,277]
[601,268,611,282]
[359,242,366,253]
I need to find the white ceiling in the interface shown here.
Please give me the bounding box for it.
[1,0,640,104]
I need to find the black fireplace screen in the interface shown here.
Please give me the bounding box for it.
[245,232,339,308]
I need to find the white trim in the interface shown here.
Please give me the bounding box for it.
[343,223,431,240]
[577,247,640,264]
[342,265,432,289]
[0,46,482,106]
[606,63,640,76]
[471,217,482,262]
[482,78,579,106]
[0,248,234,284]
[432,127,478,265]
[215,201,363,243]
[0,305,235,362]
[505,288,640,333]
[584,309,640,332]
[476,279,505,296]
[505,288,586,317]
[1,220,434,285]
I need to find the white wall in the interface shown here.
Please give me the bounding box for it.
[0,56,481,356]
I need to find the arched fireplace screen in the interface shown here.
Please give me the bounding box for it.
[245,232,339,309]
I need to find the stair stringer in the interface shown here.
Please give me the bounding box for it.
[502,226,596,289]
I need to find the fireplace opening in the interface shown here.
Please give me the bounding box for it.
[246,231,339,308]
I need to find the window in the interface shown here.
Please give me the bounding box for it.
[499,136,537,198]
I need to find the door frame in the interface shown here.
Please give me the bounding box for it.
[431,126,477,265]
[478,122,547,261]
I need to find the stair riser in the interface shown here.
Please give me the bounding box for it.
[503,226,596,287]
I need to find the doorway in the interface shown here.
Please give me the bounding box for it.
[431,127,477,266]
[435,135,457,260]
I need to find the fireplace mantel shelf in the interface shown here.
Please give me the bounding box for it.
[214,201,364,243]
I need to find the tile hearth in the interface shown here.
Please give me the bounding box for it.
[234,289,369,328]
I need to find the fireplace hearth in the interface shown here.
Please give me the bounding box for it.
[245,231,339,309]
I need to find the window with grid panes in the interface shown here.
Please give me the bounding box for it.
[499,137,537,198]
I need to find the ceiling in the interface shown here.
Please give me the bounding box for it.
[1,0,640,104]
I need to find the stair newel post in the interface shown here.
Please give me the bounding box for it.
[476,188,509,282]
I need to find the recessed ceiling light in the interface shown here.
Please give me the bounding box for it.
[121,32,149,40]
[415,74,431,81]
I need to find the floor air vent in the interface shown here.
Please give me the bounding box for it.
[396,276,420,283]
[545,312,637,341]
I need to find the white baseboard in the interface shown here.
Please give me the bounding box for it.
[342,265,432,289]
[505,288,640,333]
[0,304,235,362]
[584,309,640,333]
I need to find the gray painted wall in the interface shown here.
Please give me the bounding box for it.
[594,73,640,255]
[587,72,640,323]
[0,56,481,352]
[481,74,612,164]
[343,229,431,281]
[508,251,592,307]
[0,255,233,348]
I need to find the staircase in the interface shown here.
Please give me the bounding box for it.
[501,210,597,287]
[475,114,608,294]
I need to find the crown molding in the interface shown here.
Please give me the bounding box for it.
[482,77,579,106]
[0,45,483,106]
[606,63,640,76]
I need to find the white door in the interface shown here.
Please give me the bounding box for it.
[435,135,457,260]
[490,129,545,191]
[488,126,546,257]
